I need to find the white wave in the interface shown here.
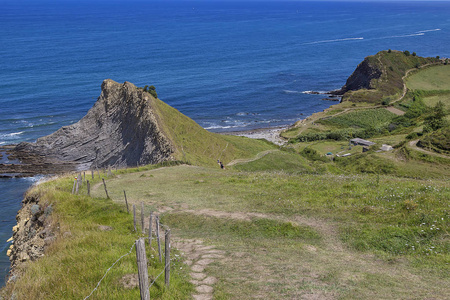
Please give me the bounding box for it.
[283,90,303,94]
[204,125,236,130]
[303,37,363,45]
[0,131,24,139]
[11,131,23,136]
[388,33,425,38]
[417,29,441,33]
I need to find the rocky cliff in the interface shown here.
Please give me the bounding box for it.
[6,191,56,282]
[7,80,176,173]
[337,56,383,94]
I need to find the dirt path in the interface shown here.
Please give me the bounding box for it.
[226,149,280,167]
[409,139,449,159]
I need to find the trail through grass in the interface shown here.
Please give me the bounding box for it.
[89,165,449,299]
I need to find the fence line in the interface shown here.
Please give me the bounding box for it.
[83,243,136,300]
[74,173,174,299]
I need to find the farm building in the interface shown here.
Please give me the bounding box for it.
[380,144,394,151]
[350,138,375,147]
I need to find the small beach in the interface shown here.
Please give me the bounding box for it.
[222,126,288,146]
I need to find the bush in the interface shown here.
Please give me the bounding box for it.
[412,52,417,57]
[300,147,328,162]
[403,50,410,56]
[423,101,448,131]
[406,132,418,140]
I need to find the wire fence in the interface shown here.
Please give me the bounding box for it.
[73,170,174,300]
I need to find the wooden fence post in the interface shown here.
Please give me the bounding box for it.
[148,212,153,248]
[91,170,94,180]
[133,204,137,231]
[79,173,82,187]
[156,216,162,262]
[141,202,145,234]
[165,229,171,287]
[72,180,76,194]
[83,171,86,182]
[87,180,90,196]
[135,238,150,300]
[102,178,110,199]
[75,176,80,194]
[124,190,129,213]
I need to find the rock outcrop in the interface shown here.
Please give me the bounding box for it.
[7,192,56,281]
[337,57,382,94]
[4,80,176,174]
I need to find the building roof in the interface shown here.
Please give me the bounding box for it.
[350,138,375,146]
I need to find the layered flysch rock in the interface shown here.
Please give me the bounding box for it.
[11,80,175,172]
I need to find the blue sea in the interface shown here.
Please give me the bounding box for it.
[0,0,449,286]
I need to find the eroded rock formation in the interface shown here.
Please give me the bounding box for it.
[3,80,176,175]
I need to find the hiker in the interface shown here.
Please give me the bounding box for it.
[220,161,224,169]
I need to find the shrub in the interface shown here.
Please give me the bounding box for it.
[403,50,410,56]
[423,101,448,131]
[300,147,328,162]
[405,132,418,140]
[412,52,417,57]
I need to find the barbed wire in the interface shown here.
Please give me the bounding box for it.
[83,242,136,300]
[83,223,171,300]
[149,261,171,289]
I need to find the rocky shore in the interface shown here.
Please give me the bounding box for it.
[6,189,56,282]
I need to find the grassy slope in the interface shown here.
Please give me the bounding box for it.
[406,65,450,91]
[1,172,193,300]
[86,165,449,299]
[151,97,275,167]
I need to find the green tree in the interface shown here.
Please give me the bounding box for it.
[424,101,448,131]
[148,85,158,98]
[403,50,410,56]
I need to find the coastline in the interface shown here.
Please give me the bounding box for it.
[220,125,289,146]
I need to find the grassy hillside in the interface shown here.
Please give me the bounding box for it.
[406,65,450,91]
[1,171,194,299]
[84,165,448,299]
[151,96,275,167]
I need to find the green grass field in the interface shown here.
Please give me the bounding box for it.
[407,65,450,91]
[317,108,396,129]
[83,164,449,299]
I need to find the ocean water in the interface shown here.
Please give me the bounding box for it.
[0,0,449,286]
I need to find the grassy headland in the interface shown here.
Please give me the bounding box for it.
[2,52,449,299]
